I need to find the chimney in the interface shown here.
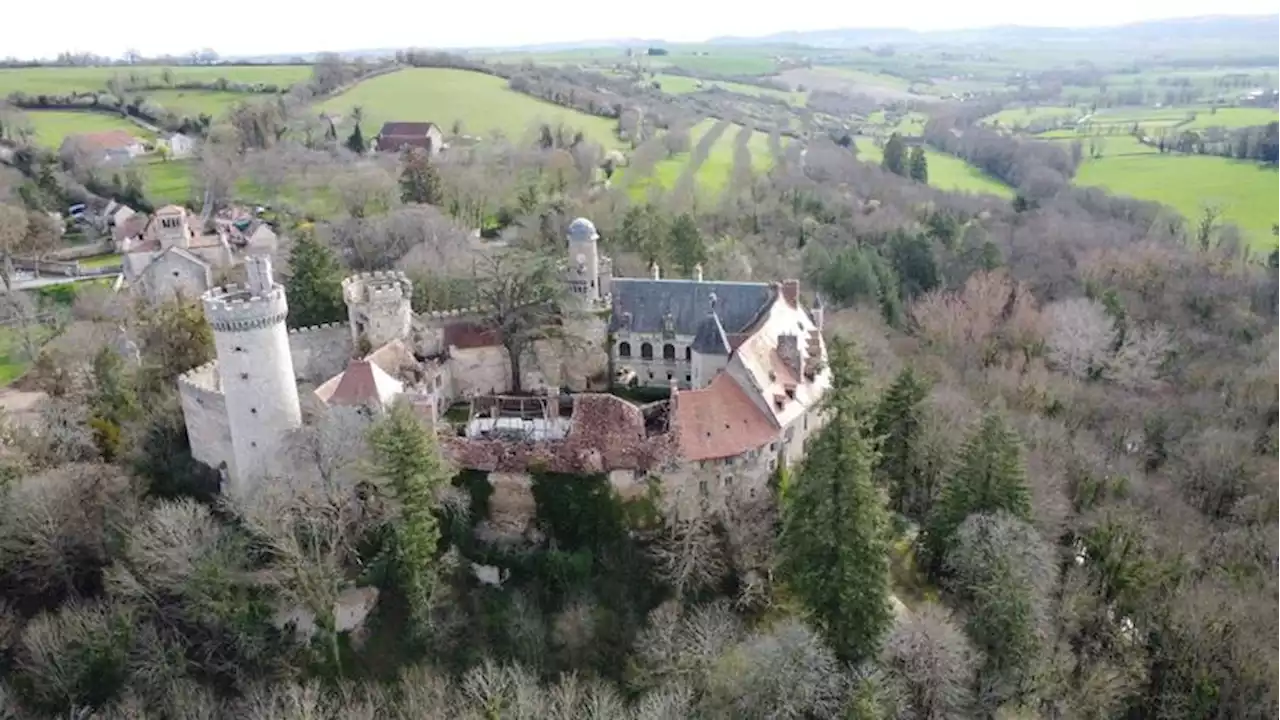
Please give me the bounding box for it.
[812,294,825,331]
[777,333,802,379]
[246,255,275,296]
[693,263,703,282]
[650,261,661,280]
[781,279,800,308]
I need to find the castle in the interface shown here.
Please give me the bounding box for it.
[178,217,831,519]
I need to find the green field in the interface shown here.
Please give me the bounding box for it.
[621,119,778,202]
[855,138,1014,197]
[142,89,251,117]
[320,68,622,147]
[140,158,195,206]
[23,110,153,148]
[1180,107,1278,130]
[1075,153,1278,248]
[650,73,804,105]
[986,105,1084,128]
[0,65,310,96]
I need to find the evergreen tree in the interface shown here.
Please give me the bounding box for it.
[908,145,929,183]
[399,147,443,205]
[368,401,451,640]
[345,123,365,154]
[780,338,893,664]
[88,345,139,462]
[889,231,940,300]
[872,366,931,519]
[882,133,907,177]
[667,213,706,275]
[923,411,1033,575]
[284,229,346,328]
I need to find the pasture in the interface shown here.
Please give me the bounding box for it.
[22,110,152,148]
[985,105,1084,128]
[140,158,195,206]
[320,68,622,148]
[142,89,249,117]
[650,73,804,105]
[621,119,779,201]
[1074,153,1279,249]
[0,65,309,96]
[854,138,1014,198]
[1180,107,1278,130]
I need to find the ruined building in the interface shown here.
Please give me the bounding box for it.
[178,218,830,520]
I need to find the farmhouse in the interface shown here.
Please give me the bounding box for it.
[164,132,196,158]
[178,217,830,524]
[374,121,444,154]
[59,130,146,164]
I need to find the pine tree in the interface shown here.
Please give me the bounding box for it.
[667,213,706,275]
[399,147,443,205]
[923,411,1033,576]
[908,145,929,183]
[284,229,346,328]
[368,401,451,639]
[88,345,139,462]
[780,338,893,664]
[882,133,907,177]
[345,123,365,154]
[872,366,930,519]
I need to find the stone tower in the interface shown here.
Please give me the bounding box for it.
[566,217,600,305]
[342,271,414,352]
[202,255,302,496]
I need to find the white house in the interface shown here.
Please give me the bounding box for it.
[165,133,195,159]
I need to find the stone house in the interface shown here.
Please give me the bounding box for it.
[118,205,234,303]
[374,122,444,155]
[165,132,196,158]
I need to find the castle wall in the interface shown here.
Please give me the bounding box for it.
[448,346,519,397]
[177,362,235,477]
[288,323,353,384]
[141,251,212,303]
[660,449,776,520]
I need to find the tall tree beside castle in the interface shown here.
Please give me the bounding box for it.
[368,401,452,640]
[923,411,1033,576]
[474,249,573,394]
[872,365,930,519]
[400,147,444,205]
[780,338,893,664]
[285,230,346,328]
[908,145,929,183]
[882,133,907,177]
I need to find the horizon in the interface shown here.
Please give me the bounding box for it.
[3,5,1275,62]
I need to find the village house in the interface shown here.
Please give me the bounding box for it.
[374,121,444,155]
[178,217,829,526]
[164,132,196,159]
[59,130,146,164]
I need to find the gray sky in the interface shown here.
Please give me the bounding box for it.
[4,0,1275,59]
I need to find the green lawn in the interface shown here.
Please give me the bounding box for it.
[621,119,777,201]
[1181,107,1278,130]
[855,138,1014,197]
[79,254,124,269]
[23,110,153,148]
[0,65,309,96]
[320,68,622,148]
[650,73,804,105]
[139,158,195,206]
[1075,154,1279,249]
[142,89,252,117]
[986,105,1084,128]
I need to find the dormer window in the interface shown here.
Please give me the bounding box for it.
[662,312,675,335]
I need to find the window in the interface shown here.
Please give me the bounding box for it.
[618,341,632,358]
[641,342,653,360]
[663,343,676,361]
[698,479,708,497]
[250,408,257,415]
[685,374,691,383]
[685,347,692,362]
[240,372,249,380]
[724,476,734,489]
[234,346,243,352]
[172,271,180,277]
[667,372,673,381]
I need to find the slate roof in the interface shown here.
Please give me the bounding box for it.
[610,279,774,336]
[690,312,730,356]
[378,122,439,137]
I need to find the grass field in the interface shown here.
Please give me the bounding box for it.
[0,65,309,96]
[320,68,622,148]
[855,138,1014,197]
[142,89,250,117]
[1075,154,1278,249]
[24,110,153,148]
[650,73,804,105]
[986,105,1083,128]
[1180,107,1278,130]
[140,158,195,206]
[621,119,779,202]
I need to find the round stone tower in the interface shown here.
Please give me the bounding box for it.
[202,255,302,496]
[342,271,413,352]
[566,217,600,305]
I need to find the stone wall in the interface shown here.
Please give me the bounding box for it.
[142,251,212,303]
[177,362,234,476]
[613,330,695,388]
[288,323,353,383]
[661,450,775,520]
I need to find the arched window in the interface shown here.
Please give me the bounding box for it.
[641,342,653,360]
[618,341,632,358]
[663,343,676,361]
[684,346,692,362]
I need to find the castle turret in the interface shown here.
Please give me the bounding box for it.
[689,295,731,389]
[342,271,413,351]
[566,217,600,305]
[201,255,302,496]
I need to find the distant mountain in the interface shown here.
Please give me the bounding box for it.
[708,14,1279,50]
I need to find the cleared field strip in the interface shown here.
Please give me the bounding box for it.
[854,138,1014,198]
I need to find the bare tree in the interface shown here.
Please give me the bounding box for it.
[1103,324,1171,391]
[336,163,400,219]
[649,500,729,601]
[287,406,373,486]
[1044,298,1115,380]
[630,600,743,692]
[13,600,135,715]
[472,248,576,393]
[194,135,241,213]
[882,603,980,720]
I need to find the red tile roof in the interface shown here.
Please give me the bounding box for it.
[72,130,142,151]
[324,359,401,407]
[674,373,778,461]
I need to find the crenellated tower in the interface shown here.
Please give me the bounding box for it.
[342,271,414,351]
[201,256,302,496]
